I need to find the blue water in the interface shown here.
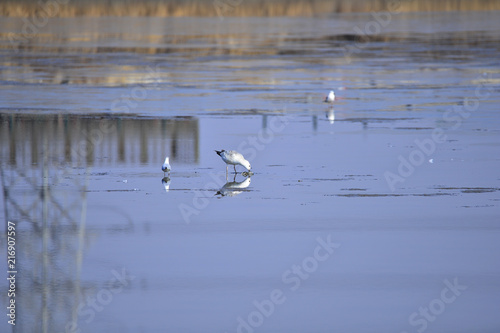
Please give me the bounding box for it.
[1,11,500,333]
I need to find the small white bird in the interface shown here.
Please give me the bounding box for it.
[162,156,171,176]
[324,90,335,103]
[215,150,251,174]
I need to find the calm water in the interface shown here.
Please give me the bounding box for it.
[1,11,500,333]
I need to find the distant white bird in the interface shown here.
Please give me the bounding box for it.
[324,90,335,103]
[215,150,251,174]
[162,156,171,176]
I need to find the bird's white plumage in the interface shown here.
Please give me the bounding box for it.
[216,150,251,172]
[162,156,171,173]
[324,90,335,103]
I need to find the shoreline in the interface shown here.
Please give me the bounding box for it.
[2,0,500,17]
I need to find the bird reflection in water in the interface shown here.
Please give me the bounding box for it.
[326,106,335,125]
[215,175,251,197]
[161,177,171,193]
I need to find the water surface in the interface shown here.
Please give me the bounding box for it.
[1,12,500,333]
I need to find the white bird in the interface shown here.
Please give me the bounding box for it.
[324,90,335,103]
[162,156,171,176]
[215,150,251,174]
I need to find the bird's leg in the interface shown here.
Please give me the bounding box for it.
[233,165,236,174]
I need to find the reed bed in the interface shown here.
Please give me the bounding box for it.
[1,0,500,17]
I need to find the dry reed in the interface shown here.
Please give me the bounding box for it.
[1,0,499,17]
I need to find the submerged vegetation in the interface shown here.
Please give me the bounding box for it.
[1,0,500,17]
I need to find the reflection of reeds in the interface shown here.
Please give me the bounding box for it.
[0,114,200,167]
[1,0,499,17]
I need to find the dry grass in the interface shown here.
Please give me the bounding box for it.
[1,0,500,17]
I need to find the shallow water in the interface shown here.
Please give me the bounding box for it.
[1,12,500,333]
